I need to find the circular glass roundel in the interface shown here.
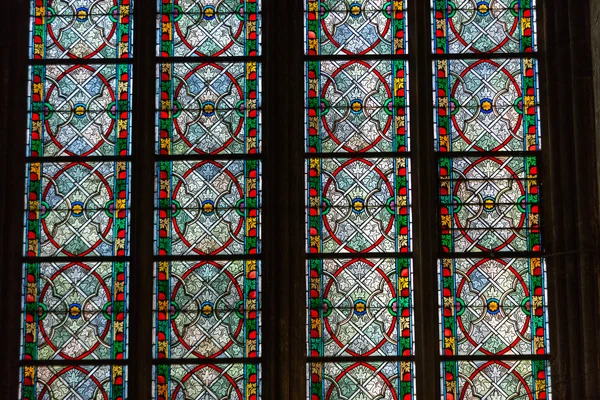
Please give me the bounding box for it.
[170,261,244,358]
[320,61,393,152]
[321,158,395,253]
[172,63,245,154]
[43,65,119,156]
[322,259,397,356]
[170,160,245,255]
[37,263,113,360]
[454,259,530,355]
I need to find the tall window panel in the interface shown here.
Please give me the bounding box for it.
[153,1,262,399]
[432,1,550,398]
[21,0,133,399]
[305,1,414,399]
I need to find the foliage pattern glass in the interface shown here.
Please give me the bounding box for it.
[24,161,130,257]
[442,360,549,400]
[438,156,540,253]
[21,365,126,400]
[439,258,548,356]
[306,60,408,153]
[434,58,539,153]
[307,157,410,254]
[154,363,259,400]
[157,0,260,57]
[22,2,133,398]
[307,258,412,357]
[308,362,414,400]
[22,261,128,361]
[155,159,261,256]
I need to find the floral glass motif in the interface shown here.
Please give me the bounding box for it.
[22,162,130,395]
[24,161,130,258]
[154,260,261,359]
[432,0,536,54]
[442,360,549,400]
[28,64,132,157]
[155,2,262,399]
[306,0,413,397]
[157,0,260,57]
[157,62,260,155]
[439,258,548,356]
[439,156,540,253]
[305,0,407,55]
[307,157,410,254]
[30,0,133,59]
[22,261,128,361]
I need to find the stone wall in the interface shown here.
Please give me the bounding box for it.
[590,1,600,392]
[593,0,600,197]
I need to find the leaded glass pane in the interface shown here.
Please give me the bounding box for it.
[30,0,133,59]
[21,261,128,361]
[155,1,261,396]
[438,156,540,253]
[21,365,127,399]
[22,2,133,399]
[28,64,132,157]
[305,0,407,55]
[153,260,261,359]
[308,362,414,400]
[307,157,410,254]
[155,159,261,256]
[306,0,413,396]
[442,360,549,400]
[439,258,548,356]
[434,58,539,153]
[154,363,260,399]
[433,0,549,396]
[432,0,536,54]
[306,60,408,153]
[157,0,261,57]
[24,161,130,257]
[307,258,412,357]
[157,62,261,155]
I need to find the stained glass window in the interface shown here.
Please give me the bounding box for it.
[432,0,550,398]
[14,0,557,398]
[21,1,133,398]
[305,1,414,399]
[154,1,261,399]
